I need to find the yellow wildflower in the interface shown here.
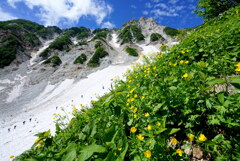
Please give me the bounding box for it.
[155,74,158,77]
[114,153,117,156]
[130,88,135,93]
[153,66,157,70]
[144,150,152,158]
[127,98,131,102]
[189,134,195,141]
[186,49,190,52]
[130,106,134,110]
[180,60,184,64]
[134,114,137,118]
[134,94,138,98]
[35,138,40,143]
[10,155,14,159]
[235,62,240,67]
[144,113,150,117]
[183,73,188,78]
[142,96,145,99]
[137,134,144,140]
[171,138,178,145]
[37,144,42,148]
[235,67,240,72]
[130,127,137,133]
[198,134,207,142]
[131,98,135,102]
[173,63,177,66]
[126,103,129,106]
[118,148,122,151]
[156,122,161,126]
[181,51,185,54]
[185,61,189,64]
[147,125,152,131]
[176,148,183,156]
[133,108,138,113]
[73,107,77,113]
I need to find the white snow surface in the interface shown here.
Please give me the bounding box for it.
[0,43,160,161]
[110,33,120,48]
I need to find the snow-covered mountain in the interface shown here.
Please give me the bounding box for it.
[0,17,181,160]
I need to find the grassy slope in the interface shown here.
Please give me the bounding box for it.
[16,6,240,161]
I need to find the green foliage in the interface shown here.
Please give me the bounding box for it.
[74,53,87,64]
[23,33,40,46]
[78,41,88,46]
[92,28,109,34]
[150,33,165,42]
[43,56,62,67]
[16,6,240,161]
[87,48,108,67]
[92,31,108,40]
[125,47,138,57]
[94,41,103,49]
[119,25,145,44]
[0,35,19,68]
[163,27,179,37]
[39,48,50,57]
[48,35,72,51]
[194,0,239,20]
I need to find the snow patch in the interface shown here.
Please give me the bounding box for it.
[110,33,120,48]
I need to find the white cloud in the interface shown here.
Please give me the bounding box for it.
[130,5,137,9]
[169,0,179,4]
[0,7,17,21]
[145,2,152,8]
[143,11,149,15]
[154,3,168,9]
[152,0,161,3]
[7,0,113,26]
[101,21,115,29]
[151,9,178,17]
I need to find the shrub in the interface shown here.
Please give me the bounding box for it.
[119,25,144,44]
[74,53,87,64]
[163,27,179,37]
[95,41,103,49]
[0,35,19,68]
[78,41,88,46]
[39,48,51,57]
[48,35,72,51]
[150,33,165,42]
[125,46,138,56]
[43,56,62,67]
[23,33,40,46]
[87,48,108,67]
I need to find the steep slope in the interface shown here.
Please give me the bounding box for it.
[0,19,61,68]
[14,5,240,161]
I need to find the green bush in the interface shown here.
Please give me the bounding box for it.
[23,33,40,46]
[125,46,138,56]
[119,25,144,44]
[74,53,87,64]
[48,35,72,51]
[0,35,19,68]
[92,31,108,40]
[163,27,179,37]
[87,48,108,67]
[78,41,88,46]
[150,33,165,42]
[94,41,103,49]
[43,56,62,67]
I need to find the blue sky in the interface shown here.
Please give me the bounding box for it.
[0,0,203,29]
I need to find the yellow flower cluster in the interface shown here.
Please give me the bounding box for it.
[176,148,183,156]
[130,127,137,133]
[183,73,189,78]
[189,134,195,141]
[235,63,240,71]
[144,113,150,117]
[9,155,14,159]
[144,150,152,158]
[198,134,207,142]
[171,137,178,145]
[137,134,144,140]
[147,125,152,131]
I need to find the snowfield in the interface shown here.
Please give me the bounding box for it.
[0,35,160,161]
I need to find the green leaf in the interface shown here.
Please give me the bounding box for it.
[168,128,180,135]
[169,86,177,90]
[78,151,93,161]
[116,142,129,161]
[62,147,76,161]
[217,93,224,104]
[207,78,225,86]
[206,99,212,109]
